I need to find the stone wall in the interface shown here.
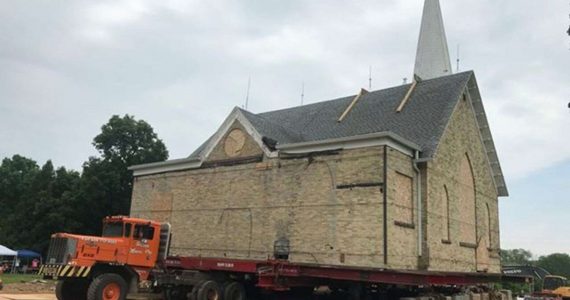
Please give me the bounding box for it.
[425,93,501,273]
[131,146,418,268]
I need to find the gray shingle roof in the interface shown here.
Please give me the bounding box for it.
[190,72,473,159]
[245,71,472,158]
[186,71,506,196]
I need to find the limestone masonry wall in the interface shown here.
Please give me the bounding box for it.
[425,94,501,273]
[131,145,402,268]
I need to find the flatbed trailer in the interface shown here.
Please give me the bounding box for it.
[156,256,530,300]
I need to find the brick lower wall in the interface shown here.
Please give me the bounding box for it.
[131,146,410,268]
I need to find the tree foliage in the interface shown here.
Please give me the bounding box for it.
[501,248,533,265]
[0,158,82,251]
[0,115,168,254]
[537,253,570,279]
[81,115,168,234]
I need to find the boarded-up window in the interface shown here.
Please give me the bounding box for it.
[443,185,450,241]
[458,153,476,243]
[394,173,413,224]
[486,203,492,247]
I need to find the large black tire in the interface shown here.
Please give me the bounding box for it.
[163,286,191,300]
[87,273,128,300]
[223,281,246,300]
[56,279,89,300]
[189,280,205,300]
[196,280,222,300]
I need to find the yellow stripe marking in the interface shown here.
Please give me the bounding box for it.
[57,266,63,277]
[77,266,85,277]
[60,266,71,277]
[67,267,76,277]
[82,267,91,277]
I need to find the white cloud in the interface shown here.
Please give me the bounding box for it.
[235,27,325,64]
[77,0,152,44]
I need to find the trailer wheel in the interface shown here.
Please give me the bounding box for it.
[87,273,127,300]
[188,281,205,300]
[197,280,222,300]
[56,279,88,300]
[223,281,246,300]
[163,286,191,300]
[347,284,363,300]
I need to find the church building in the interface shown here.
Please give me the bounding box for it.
[129,0,507,273]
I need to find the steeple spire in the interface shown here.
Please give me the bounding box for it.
[414,0,452,80]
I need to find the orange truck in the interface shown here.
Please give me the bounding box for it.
[40,216,170,300]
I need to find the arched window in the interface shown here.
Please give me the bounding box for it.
[458,153,476,243]
[443,185,451,241]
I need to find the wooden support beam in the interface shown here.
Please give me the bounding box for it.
[337,88,368,122]
[396,80,418,113]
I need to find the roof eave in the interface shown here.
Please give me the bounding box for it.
[277,131,422,156]
[129,157,202,177]
[466,75,509,197]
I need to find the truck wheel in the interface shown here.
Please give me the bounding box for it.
[56,280,88,300]
[197,280,222,300]
[87,273,127,300]
[223,281,246,300]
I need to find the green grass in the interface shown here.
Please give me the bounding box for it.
[0,273,42,284]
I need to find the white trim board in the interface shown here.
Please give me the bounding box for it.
[130,131,421,177]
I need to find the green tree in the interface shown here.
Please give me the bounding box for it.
[0,158,82,253]
[0,115,168,253]
[501,249,534,265]
[537,253,570,279]
[93,115,169,167]
[0,155,39,210]
[0,155,40,247]
[79,115,168,234]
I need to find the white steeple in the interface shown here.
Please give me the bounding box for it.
[414,0,452,80]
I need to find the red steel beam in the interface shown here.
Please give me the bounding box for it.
[164,257,529,288]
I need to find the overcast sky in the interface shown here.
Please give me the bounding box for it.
[1,0,569,256]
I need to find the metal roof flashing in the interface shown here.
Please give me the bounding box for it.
[277,131,421,157]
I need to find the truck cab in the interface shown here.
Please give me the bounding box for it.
[40,216,171,300]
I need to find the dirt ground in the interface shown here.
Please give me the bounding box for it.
[0,281,55,294]
[0,295,55,300]
[0,281,56,299]
[0,273,56,299]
